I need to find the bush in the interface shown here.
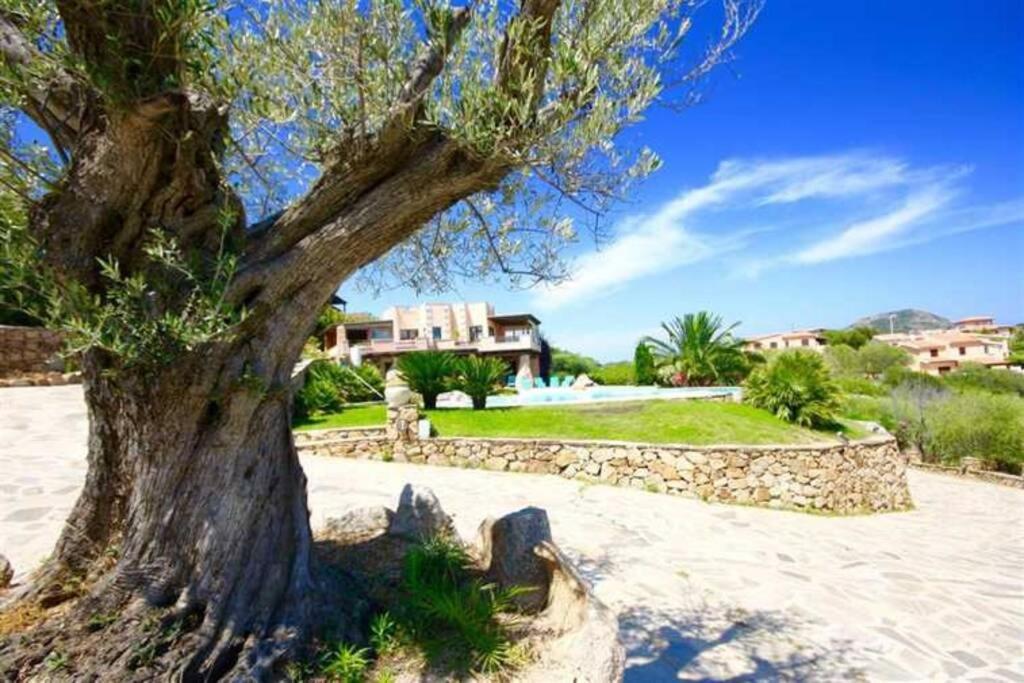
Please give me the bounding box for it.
[834,375,887,397]
[633,342,656,385]
[550,346,600,376]
[592,361,634,385]
[293,361,384,418]
[449,355,506,409]
[923,391,1024,472]
[881,366,943,390]
[943,363,1024,398]
[822,326,875,350]
[855,342,911,378]
[743,350,841,428]
[398,351,457,409]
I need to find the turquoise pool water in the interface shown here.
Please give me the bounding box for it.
[482,385,741,408]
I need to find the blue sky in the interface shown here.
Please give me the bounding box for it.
[351,2,1024,359]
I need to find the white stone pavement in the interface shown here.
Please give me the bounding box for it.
[2,386,1023,681]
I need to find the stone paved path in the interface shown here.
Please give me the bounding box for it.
[2,386,1023,681]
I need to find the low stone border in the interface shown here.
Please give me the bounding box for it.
[295,422,912,514]
[0,371,83,388]
[910,462,1024,490]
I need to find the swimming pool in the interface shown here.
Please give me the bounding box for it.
[436,385,741,409]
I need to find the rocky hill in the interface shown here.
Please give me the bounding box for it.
[850,309,951,334]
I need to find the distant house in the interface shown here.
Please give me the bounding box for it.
[875,329,1011,375]
[743,330,826,353]
[951,315,1015,335]
[325,302,542,377]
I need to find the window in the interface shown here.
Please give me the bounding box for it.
[958,346,966,356]
[469,325,482,341]
[400,329,418,340]
[801,339,809,347]
[432,326,442,340]
[930,349,938,358]
[769,342,778,349]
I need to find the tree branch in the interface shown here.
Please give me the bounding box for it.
[0,12,87,156]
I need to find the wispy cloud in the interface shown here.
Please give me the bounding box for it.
[534,152,1023,309]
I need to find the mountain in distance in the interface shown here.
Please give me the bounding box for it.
[850,309,952,334]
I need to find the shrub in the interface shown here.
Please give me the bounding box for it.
[923,391,1024,472]
[881,366,943,390]
[943,363,1024,398]
[550,346,600,376]
[822,326,875,350]
[293,361,384,418]
[823,343,860,377]
[856,341,910,378]
[633,342,656,385]
[319,642,370,682]
[397,351,457,409]
[449,355,506,409]
[399,536,530,675]
[592,361,634,385]
[834,375,887,397]
[743,350,841,428]
[294,361,346,418]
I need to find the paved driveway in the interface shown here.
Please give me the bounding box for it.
[2,386,1023,681]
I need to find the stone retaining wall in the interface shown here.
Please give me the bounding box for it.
[296,423,912,514]
[0,325,63,377]
[911,462,1024,490]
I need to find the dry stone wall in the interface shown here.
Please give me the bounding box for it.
[296,425,912,515]
[0,325,63,377]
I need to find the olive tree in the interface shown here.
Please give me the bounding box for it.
[0,0,759,678]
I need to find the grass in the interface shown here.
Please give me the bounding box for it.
[426,400,850,444]
[294,399,863,444]
[294,403,386,430]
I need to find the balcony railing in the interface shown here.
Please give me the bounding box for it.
[331,333,539,356]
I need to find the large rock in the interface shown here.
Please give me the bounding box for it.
[517,541,625,682]
[0,554,12,589]
[322,506,394,545]
[477,507,553,611]
[388,484,453,541]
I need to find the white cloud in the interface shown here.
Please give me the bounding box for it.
[535,151,1022,309]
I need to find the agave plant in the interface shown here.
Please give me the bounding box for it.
[397,351,457,409]
[450,355,507,410]
[643,311,748,386]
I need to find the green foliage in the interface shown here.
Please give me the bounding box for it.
[1,206,243,369]
[319,642,371,683]
[294,361,384,418]
[633,342,657,385]
[855,342,911,378]
[823,326,875,349]
[449,355,506,409]
[550,346,601,377]
[923,392,1024,472]
[744,350,841,428]
[645,311,748,386]
[311,305,349,349]
[881,366,943,390]
[397,351,457,410]
[398,536,530,675]
[369,612,401,658]
[825,341,910,379]
[834,375,887,397]
[592,361,634,386]
[943,363,1024,398]
[1009,328,1024,365]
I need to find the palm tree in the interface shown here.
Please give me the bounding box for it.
[643,312,747,386]
[450,355,507,409]
[397,351,457,409]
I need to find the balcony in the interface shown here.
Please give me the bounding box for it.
[330,333,539,358]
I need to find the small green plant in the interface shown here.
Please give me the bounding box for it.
[397,351,457,410]
[744,350,840,428]
[43,650,68,673]
[397,535,532,675]
[320,642,371,683]
[449,355,506,409]
[633,341,656,385]
[87,611,119,631]
[369,612,401,657]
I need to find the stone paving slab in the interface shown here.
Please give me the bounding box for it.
[2,386,1023,681]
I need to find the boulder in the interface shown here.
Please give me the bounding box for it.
[518,541,625,683]
[321,506,394,545]
[572,373,596,390]
[477,507,553,611]
[389,484,453,541]
[0,554,12,589]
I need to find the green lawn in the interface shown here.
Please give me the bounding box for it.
[295,399,854,444]
[294,404,386,430]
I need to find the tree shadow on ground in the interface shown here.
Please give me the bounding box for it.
[618,602,863,682]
